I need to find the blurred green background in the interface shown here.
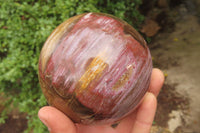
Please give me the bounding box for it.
[0,0,144,132]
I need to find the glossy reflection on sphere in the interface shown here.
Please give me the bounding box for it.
[38,13,152,124]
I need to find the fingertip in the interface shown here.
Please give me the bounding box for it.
[38,106,52,119]
[149,68,165,96]
[38,106,52,128]
[154,68,165,84]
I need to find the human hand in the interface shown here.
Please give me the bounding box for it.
[38,68,164,133]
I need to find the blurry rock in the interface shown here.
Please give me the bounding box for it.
[141,19,161,37]
[158,0,169,8]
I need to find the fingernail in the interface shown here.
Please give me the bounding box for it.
[39,117,52,131]
[38,110,51,131]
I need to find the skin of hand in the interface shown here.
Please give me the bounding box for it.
[38,68,164,133]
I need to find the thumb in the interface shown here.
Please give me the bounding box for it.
[38,106,76,133]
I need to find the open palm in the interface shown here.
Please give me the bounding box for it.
[38,68,164,133]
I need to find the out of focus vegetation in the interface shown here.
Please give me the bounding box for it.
[0,0,144,132]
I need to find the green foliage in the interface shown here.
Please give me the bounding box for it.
[0,0,144,132]
[98,0,144,27]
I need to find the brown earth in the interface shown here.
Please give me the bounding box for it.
[0,114,27,133]
[150,0,200,132]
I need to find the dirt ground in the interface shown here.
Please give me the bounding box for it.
[150,0,200,132]
[0,114,27,133]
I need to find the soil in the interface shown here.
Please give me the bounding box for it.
[0,0,200,133]
[0,114,27,133]
[0,95,27,133]
[155,84,189,127]
[150,0,200,132]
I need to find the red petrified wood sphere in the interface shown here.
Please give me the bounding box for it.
[38,13,152,125]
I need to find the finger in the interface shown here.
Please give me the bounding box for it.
[38,106,76,133]
[148,68,164,97]
[131,92,157,133]
[114,113,136,133]
[76,124,116,133]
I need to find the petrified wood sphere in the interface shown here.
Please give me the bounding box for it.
[38,13,152,124]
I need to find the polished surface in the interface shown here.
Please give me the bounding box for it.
[39,13,152,124]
